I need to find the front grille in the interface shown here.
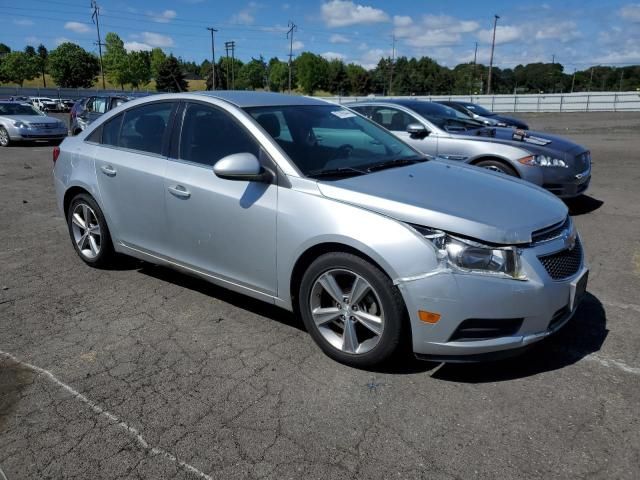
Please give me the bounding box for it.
[531,216,570,244]
[538,237,583,280]
[30,123,56,129]
[449,318,523,342]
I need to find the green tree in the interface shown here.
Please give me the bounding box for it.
[326,59,348,94]
[103,32,130,89]
[267,58,288,92]
[49,42,100,88]
[237,56,267,90]
[36,44,48,87]
[0,44,10,56]
[150,48,166,78]
[295,52,328,95]
[0,51,38,87]
[128,50,151,89]
[155,55,187,92]
[345,63,370,95]
[212,56,244,90]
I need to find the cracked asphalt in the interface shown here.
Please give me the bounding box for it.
[1,111,639,479]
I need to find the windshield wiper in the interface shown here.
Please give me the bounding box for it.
[365,156,428,172]
[307,166,367,179]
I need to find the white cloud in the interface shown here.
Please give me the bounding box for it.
[55,37,73,45]
[64,21,90,34]
[477,25,522,45]
[231,3,262,25]
[321,0,389,28]
[124,41,152,52]
[535,22,580,42]
[25,36,39,44]
[357,48,391,70]
[618,3,640,22]
[330,34,350,44]
[394,15,479,48]
[148,10,177,23]
[292,40,304,51]
[321,51,346,60]
[141,32,174,48]
[13,19,34,26]
[282,3,290,9]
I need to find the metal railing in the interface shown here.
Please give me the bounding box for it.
[325,91,640,112]
[0,86,151,100]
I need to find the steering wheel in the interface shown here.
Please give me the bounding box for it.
[332,144,354,160]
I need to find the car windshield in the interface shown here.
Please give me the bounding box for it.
[406,102,484,132]
[244,105,422,178]
[0,103,44,116]
[462,103,494,116]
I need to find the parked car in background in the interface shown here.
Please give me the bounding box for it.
[29,97,60,112]
[0,101,68,146]
[57,99,76,112]
[437,101,529,129]
[54,91,588,366]
[70,95,130,135]
[348,100,590,198]
[8,96,30,103]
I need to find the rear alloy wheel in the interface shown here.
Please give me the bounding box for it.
[299,252,406,367]
[0,127,11,147]
[475,159,518,177]
[67,194,114,267]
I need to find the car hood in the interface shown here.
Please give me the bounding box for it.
[4,115,59,124]
[316,159,567,245]
[459,127,586,157]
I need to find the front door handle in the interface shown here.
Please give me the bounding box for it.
[100,165,117,176]
[168,185,191,199]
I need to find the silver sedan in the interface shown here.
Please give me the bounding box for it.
[0,102,68,146]
[53,92,588,366]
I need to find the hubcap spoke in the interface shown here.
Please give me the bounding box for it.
[342,319,359,353]
[353,311,383,335]
[90,224,101,237]
[77,232,88,249]
[318,273,345,305]
[349,276,370,306]
[312,307,341,326]
[72,213,86,229]
[88,235,99,255]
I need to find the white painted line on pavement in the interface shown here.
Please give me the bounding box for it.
[0,351,214,480]
[585,354,640,375]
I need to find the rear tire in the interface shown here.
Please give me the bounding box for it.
[67,193,115,268]
[0,127,11,147]
[475,159,518,177]
[298,252,406,367]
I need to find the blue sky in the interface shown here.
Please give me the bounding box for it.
[2,0,640,71]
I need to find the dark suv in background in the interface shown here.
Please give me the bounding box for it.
[70,95,130,135]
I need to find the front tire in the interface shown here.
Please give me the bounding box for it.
[298,252,406,367]
[475,159,518,177]
[67,193,115,267]
[0,127,11,147]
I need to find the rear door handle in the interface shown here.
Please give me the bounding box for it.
[168,185,191,199]
[100,165,117,176]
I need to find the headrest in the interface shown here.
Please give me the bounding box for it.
[256,113,280,138]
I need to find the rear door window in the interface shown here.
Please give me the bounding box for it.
[102,113,123,146]
[370,107,415,132]
[118,102,175,155]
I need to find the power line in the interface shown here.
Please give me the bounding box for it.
[91,0,105,90]
[286,21,297,94]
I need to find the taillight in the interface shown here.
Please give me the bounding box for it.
[53,146,60,164]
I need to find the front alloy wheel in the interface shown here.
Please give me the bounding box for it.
[299,252,406,367]
[0,127,10,147]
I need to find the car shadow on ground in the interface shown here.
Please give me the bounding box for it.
[565,194,604,216]
[431,293,608,383]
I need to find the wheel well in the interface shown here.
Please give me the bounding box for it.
[469,156,520,177]
[63,186,91,216]
[290,243,389,307]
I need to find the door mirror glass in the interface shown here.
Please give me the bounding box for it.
[407,123,428,138]
[213,153,271,182]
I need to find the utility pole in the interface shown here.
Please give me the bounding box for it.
[486,14,499,95]
[389,34,396,96]
[91,0,105,89]
[570,68,576,93]
[207,27,217,90]
[619,69,624,92]
[224,41,235,89]
[551,54,556,92]
[588,67,594,92]
[286,21,297,94]
[471,41,478,93]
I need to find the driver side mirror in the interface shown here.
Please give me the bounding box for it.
[213,152,273,183]
[407,123,429,138]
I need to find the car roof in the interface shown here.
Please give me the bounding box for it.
[186,90,329,108]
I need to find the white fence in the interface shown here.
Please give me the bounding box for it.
[324,91,640,112]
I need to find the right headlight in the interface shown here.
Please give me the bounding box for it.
[519,154,568,168]
[413,226,526,280]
